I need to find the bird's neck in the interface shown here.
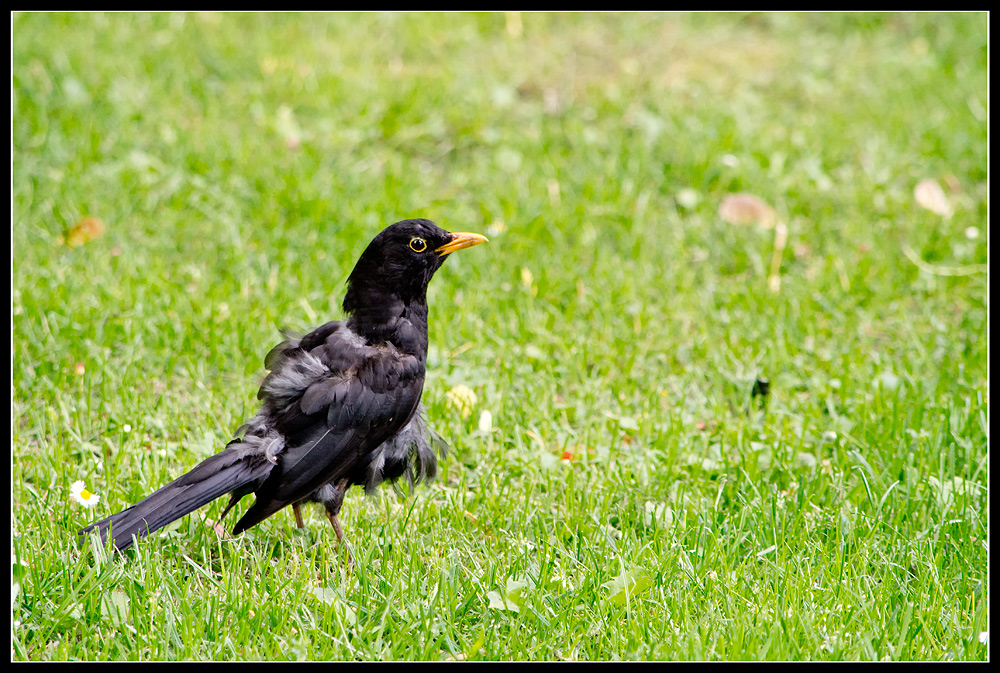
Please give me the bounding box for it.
[344,289,430,358]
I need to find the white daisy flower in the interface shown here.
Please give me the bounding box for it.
[69,481,101,508]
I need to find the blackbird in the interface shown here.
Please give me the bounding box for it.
[80,219,487,553]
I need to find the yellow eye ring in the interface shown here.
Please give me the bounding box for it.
[409,237,428,253]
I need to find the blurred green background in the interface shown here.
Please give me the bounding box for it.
[12,12,988,661]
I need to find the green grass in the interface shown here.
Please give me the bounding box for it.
[12,12,988,661]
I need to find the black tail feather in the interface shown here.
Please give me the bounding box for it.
[79,444,274,551]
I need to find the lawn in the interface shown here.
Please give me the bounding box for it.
[12,12,988,661]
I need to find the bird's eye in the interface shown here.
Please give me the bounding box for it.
[409,237,428,253]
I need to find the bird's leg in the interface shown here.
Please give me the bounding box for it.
[325,510,354,567]
[293,503,305,529]
[324,478,353,566]
[325,509,346,543]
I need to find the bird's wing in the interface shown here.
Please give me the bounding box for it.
[231,322,425,533]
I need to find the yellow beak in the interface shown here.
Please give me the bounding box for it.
[436,232,489,256]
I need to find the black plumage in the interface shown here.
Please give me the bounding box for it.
[79,219,487,553]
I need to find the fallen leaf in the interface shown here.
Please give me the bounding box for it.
[487,578,532,613]
[486,590,519,613]
[101,590,131,626]
[62,217,105,247]
[205,518,226,536]
[719,193,777,228]
[914,178,953,218]
[604,567,653,606]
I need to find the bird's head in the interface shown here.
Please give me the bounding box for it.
[343,219,487,321]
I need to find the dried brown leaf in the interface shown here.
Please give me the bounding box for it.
[63,217,105,247]
[719,193,777,228]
